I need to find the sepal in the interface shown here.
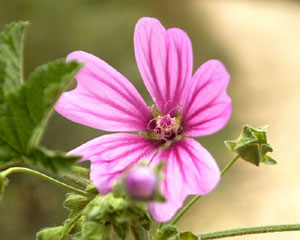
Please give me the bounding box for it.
[64,193,90,215]
[36,226,64,240]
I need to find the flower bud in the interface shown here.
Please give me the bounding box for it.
[125,166,158,201]
[225,124,276,166]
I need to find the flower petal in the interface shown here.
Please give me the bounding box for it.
[134,17,193,114]
[68,133,160,193]
[149,138,220,222]
[55,51,152,132]
[183,60,232,137]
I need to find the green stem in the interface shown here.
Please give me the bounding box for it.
[168,155,240,226]
[1,167,90,196]
[220,155,240,177]
[0,160,22,171]
[199,223,300,239]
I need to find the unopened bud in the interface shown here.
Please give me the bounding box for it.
[225,125,276,166]
[125,166,158,201]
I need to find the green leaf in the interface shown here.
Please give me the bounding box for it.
[0,88,36,153]
[0,21,28,100]
[261,155,278,165]
[22,146,80,174]
[25,59,81,145]
[0,137,19,163]
[36,226,64,240]
[0,21,82,171]
[171,232,200,240]
[0,58,81,172]
[156,224,178,240]
[0,59,81,153]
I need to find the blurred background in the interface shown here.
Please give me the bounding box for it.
[1,0,300,239]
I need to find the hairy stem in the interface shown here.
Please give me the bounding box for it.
[0,160,22,170]
[220,155,240,177]
[168,155,240,225]
[199,223,300,239]
[1,167,90,196]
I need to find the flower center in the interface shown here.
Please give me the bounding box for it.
[147,106,182,141]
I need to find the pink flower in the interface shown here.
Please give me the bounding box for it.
[55,17,231,222]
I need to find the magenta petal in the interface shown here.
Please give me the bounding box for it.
[183,60,232,137]
[55,51,151,132]
[149,138,220,222]
[68,133,159,194]
[134,17,193,113]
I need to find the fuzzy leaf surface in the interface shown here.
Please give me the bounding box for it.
[0,58,81,171]
[0,21,28,100]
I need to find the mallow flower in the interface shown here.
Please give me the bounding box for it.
[55,17,231,222]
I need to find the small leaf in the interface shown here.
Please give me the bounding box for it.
[261,155,277,165]
[224,140,236,152]
[0,138,19,164]
[36,226,64,240]
[156,224,178,240]
[0,21,28,99]
[22,146,80,174]
[25,59,82,146]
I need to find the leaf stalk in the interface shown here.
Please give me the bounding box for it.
[1,167,90,196]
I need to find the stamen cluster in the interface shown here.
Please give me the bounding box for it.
[147,106,182,141]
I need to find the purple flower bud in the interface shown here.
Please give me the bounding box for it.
[125,166,158,201]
